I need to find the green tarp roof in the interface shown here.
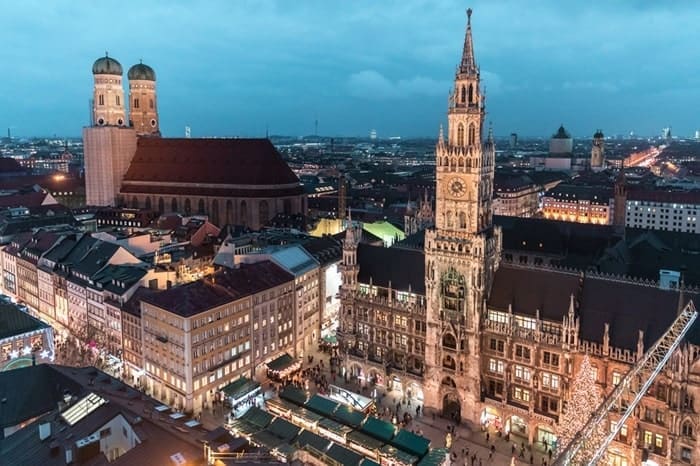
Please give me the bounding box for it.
[361,416,396,442]
[347,430,384,451]
[221,377,260,400]
[251,430,281,449]
[267,417,301,442]
[266,352,295,371]
[295,429,331,453]
[228,419,260,436]
[361,459,381,466]
[380,444,419,465]
[318,418,351,435]
[391,429,430,457]
[265,397,298,414]
[327,443,363,466]
[239,406,273,429]
[292,407,323,424]
[305,394,340,417]
[417,448,449,466]
[333,404,366,428]
[279,385,308,405]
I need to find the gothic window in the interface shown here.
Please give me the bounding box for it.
[259,200,270,226]
[171,198,178,212]
[459,212,467,229]
[134,98,140,109]
[458,157,464,169]
[442,333,457,349]
[116,95,120,106]
[446,211,453,228]
[98,95,104,106]
[197,198,205,214]
[441,268,466,316]
[226,200,233,225]
[450,158,456,171]
[457,124,465,146]
[211,199,219,225]
[460,85,466,104]
[441,376,457,387]
[442,354,456,370]
[149,99,154,109]
[240,200,248,226]
[443,157,449,167]
[157,197,164,213]
[131,196,139,209]
[184,198,191,215]
[144,197,151,210]
[468,84,474,103]
[468,123,476,145]
[682,420,694,438]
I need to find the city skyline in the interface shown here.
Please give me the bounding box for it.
[2,0,700,138]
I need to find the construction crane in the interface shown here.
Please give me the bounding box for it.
[553,300,697,466]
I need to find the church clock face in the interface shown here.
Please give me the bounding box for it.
[448,178,466,197]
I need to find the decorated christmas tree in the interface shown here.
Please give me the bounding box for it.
[558,354,608,462]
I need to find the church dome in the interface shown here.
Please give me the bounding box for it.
[92,55,123,75]
[128,62,156,81]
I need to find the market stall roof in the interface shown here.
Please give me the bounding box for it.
[333,405,366,428]
[361,459,381,466]
[361,417,396,442]
[295,429,331,453]
[239,406,273,429]
[267,417,301,442]
[391,429,430,457]
[279,385,308,405]
[266,352,296,372]
[222,377,260,401]
[380,444,419,465]
[251,430,281,450]
[318,418,352,436]
[292,406,323,424]
[265,398,297,415]
[305,394,340,417]
[347,430,384,451]
[327,443,363,466]
[417,448,449,466]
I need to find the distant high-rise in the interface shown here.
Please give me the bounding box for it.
[509,132,517,149]
[369,129,377,140]
[695,130,700,140]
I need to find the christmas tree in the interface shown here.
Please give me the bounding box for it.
[558,354,608,462]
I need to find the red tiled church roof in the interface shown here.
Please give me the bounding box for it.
[122,138,300,187]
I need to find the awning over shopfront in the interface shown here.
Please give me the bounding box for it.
[221,377,261,403]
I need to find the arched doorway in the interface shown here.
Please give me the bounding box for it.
[480,407,503,431]
[536,425,558,453]
[442,391,461,423]
[506,415,528,439]
[368,369,383,386]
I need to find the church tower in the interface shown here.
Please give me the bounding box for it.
[84,54,137,206]
[128,61,160,136]
[423,8,502,423]
[591,129,605,170]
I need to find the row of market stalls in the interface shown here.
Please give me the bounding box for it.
[265,352,302,381]
[248,385,446,466]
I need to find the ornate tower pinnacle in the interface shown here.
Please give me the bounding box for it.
[460,8,477,75]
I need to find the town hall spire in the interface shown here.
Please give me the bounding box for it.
[460,8,477,75]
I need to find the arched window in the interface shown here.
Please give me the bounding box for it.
[131,196,139,209]
[446,211,453,228]
[134,98,140,109]
[144,197,152,210]
[158,197,164,213]
[442,354,456,370]
[211,199,219,226]
[468,84,474,103]
[460,85,466,104]
[184,198,191,215]
[441,376,456,387]
[98,95,104,106]
[458,157,464,169]
[468,123,476,145]
[457,124,465,146]
[459,212,467,229]
[116,95,120,106]
[682,420,694,438]
[240,201,248,227]
[442,333,457,349]
[149,99,154,109]
[171,198,178,213]
[197,198,205,214]
[226,200,233,225]
[441,268,466,314]
[259,200,270,226]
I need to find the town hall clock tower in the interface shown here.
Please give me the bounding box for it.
[423,8,502,423]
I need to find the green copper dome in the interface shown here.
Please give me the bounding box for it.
[128,62,156,81]
[92,54,123,75]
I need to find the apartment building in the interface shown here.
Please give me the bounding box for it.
[541,185,613,225]
[140,260,294,414]
[625,190,700,234]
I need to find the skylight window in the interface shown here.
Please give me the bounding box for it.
[61,392,108,426]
